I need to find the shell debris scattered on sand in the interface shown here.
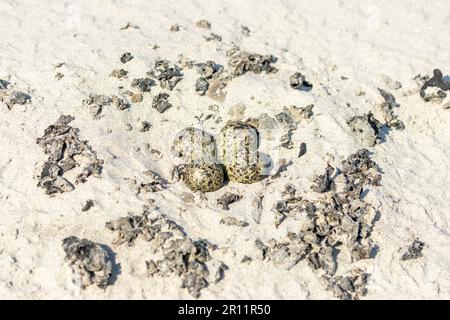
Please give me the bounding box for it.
[2,1,450,301]
[106,208,227,298]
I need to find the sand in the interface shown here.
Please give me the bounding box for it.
[0,0,449,299]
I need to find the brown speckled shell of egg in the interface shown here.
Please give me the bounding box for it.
[172,127,216,163]
[218,121,262,184]
[182,163,225,192]
[225,156,264,183]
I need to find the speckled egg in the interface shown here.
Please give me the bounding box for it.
[225,155,264,183]
[218,121,263,184]
[181,162,225,192]
[172,127,216,163]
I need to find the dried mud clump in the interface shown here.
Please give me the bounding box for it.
[147,60,183,90]
[62,236,114,289]
[7,91,32,108]
[226,46,278,77]
[83,94,112,119]
[378,88,405,130]
[347,112,381,147]
[289,72,313,90]
[139,170,168,193]
[220,216,249,227]
[255,233,311,270]
[311,164,335,193]
[0,79,9,90]
[152,93,172,113]
[400,239,425,261]
[83,93,130,119]
[81,199,95,212]
[195,78,210,96]
[0,82,32,110]
[131,93,144,103]
[170,24,180,32]
[263,149,381,299]
[194,61,223,96]
[204,33,222,42]
[217,192,242,210]
[120,52,133,64]
[272,185,316,227]
[273,104,314,149]
[298,142,307,158]
[419,69,450,102]
[323,268,368,300]
[36,115,103,195]
[131,78,155,92]
[106,209,226,298]
[110,68,128,79]
[138,121,151,132]
[241,25,251,37]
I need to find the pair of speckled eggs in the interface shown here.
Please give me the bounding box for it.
[172,121,265,192]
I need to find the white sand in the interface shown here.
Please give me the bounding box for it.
[0,0,449,299]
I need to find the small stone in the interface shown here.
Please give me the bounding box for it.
[298,142,307,158]
[138,121,151,132]
[196,20,211,29]
[131,78,155,92]
[81,199,95,212]
[227,46,278,76]
[289,72,312,90]
[131,93,143,103]
[241,25,251,37]
[217,192,242,210]
[347,114,379,147]
[120,52,133,64]
[152,93,172,113]
[195,78,209,95]
[204,33,222,42]
[170,24,180,32]
[111,69,128,78]
[420,69,450,102]
[0,79,9,90]
[7,91,32,109]
[241,255,253,264]
[147,60,183,90]
[311,164,335,193]
[400,239,425,261]
[112,96,130,110]
[219,217,249,227]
